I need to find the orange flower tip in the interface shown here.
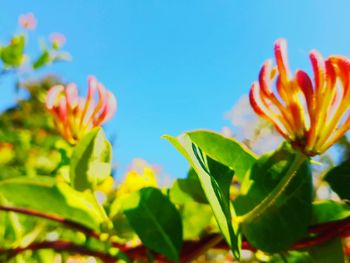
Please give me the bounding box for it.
[87,76,98,97]
[249,82,265,117]
[106,92,118,120]
[274,39,288,56]
[328,54,350,62]
[88,75,97,85]
[325,60,337,86]
[274,38,290,79]
[295,70,313,92]
[97,83,107,96]
[259,59,274,95]
[328,56,350,76]
[46,85,64,109]
[274,38,287,49]
[259,60,273,79]
[309,50,325,70]
[65,84,79,108]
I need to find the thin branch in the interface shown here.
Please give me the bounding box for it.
[0,205,100,239]
[204,217,350,253]
[291,217,350,250]
[0,240,118,263]
[180,234,223,262]
[1,205,350,262]
[121,217,350,261]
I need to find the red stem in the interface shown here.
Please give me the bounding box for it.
[121,217,350,261]
[1,204,350,262]
[0,240,118,263]
[0,205,127,251]
[0,205,100,239]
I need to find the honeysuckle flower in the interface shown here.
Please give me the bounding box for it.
[50,33,66,48]
[249,39,350,156]
[46,76,117,144]
[19,13,37,30]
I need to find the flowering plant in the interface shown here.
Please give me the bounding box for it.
[46,76,117,144]
[0,15,350,263]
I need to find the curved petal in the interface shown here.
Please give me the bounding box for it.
[274,39,291,83]
[46,85,64,110]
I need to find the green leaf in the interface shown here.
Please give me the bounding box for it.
[164,133,241,259]
[268,251,311,263]
[311,200,350,225]
[180,201,213,240]
[52,51,71,62]
[235,144,313,252]
[174,169,207,204]
[32,50,50,69]
[309,237,345,263]
[70,127,112,191]
[188,130,256,181]
[123,187,182,262]
[1,35,25,67]
[0,177,107,231]
[325,159,350,201]
[170,179,213,240]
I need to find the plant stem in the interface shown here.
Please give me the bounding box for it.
[240,150,308,223]
[0,205,100,239]
[1,217,350,262]
[180,234,223,262]
[0,240,118,263]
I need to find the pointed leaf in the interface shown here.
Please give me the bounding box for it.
[235,144,313,252]
[70,127,112,191]
[188,130,256,181]
[1,35,25,67]
[325,159,350,201]
[0,177,107,231]
[123,187,182,262]
[311,200,350,224]
[175,169,207,204]
[164,133,241,259]
[32,50,50,69]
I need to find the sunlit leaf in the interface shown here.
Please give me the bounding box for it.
[164,132,241,259]
[170,178,213,240]
[0,35,26,67]
[70,127,112,191]
[188,130,256,181]
[123,187,182,262]
[174,169,207,204]
[32,50,50,69]
[0,177,107,231]
[311,200,350,224]
[235,144,313,252]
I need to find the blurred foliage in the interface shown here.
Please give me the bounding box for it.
[0,75,69,180]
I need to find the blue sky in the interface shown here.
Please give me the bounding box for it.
[1,1,350,179]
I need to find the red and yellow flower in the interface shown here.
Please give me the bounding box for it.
[250,39,350,156]
[46,76,117,144]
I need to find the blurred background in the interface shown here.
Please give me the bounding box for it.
[1,0,350,179]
